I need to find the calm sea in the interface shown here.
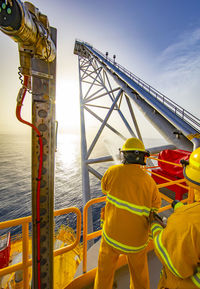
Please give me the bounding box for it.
[0,133,166,236]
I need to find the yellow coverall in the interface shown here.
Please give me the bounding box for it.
[94,164,161,289]
[151,201,200,289]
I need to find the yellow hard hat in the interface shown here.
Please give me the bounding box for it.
[121,138,146,152]
[183,147,200,187]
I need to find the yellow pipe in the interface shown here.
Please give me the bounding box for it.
[83,196,106,273]
[158,204,173,212]
[54,207,80,217]
[159,192,173,203]
[148,156,183,167]
[0,263,23,277]
[144,165,159,169]
[22,223,29,289]
[0,216,31,229]
[147,169,188,190]
[157,180,188,190]
[158,198,189,212]
[87,230,102,241]
[54,207,81,257]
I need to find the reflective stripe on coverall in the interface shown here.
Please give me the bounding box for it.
[94,164,161,289]
[151,202,200,289]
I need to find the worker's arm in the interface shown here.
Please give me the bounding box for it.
[151,203,200,284]
[152,210,200,280]
[150,207,185,279]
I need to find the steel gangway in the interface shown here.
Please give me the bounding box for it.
[74,40,200,152]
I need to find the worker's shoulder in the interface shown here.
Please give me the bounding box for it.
[170,202,200,223]
[176,202,200,213]
[108,163,144,172]
[107,163,123,172]
[106,164,153,177]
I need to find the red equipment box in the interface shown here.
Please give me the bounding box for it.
[152,149,191,200]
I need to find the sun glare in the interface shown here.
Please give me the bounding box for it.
[56,133,80,167]
[56,78,80,133]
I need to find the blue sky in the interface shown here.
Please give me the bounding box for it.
[0,0,200,137]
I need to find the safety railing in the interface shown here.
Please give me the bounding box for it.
[82,196,106,273]
[80,41,200,133]
[0,207,81,289]
[54,207,81,256]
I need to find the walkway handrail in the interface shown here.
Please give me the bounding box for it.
[82,196,106,273]
[54,207,81,256]
[0,207,82,288]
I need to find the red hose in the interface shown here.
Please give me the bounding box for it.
[16,76,42,289]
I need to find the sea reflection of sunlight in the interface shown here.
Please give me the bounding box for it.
[56,133,79,168]
[55,133,82,212]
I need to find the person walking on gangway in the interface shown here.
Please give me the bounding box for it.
[94,138,161,289]
[150,147,200,289]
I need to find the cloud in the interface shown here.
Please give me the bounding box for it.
[158,28,200,79]
[155,27,200,117]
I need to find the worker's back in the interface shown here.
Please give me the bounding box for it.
[102,164,161,248]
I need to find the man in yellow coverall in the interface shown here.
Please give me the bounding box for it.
[150,147,200,289]
[94,138,161,289]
